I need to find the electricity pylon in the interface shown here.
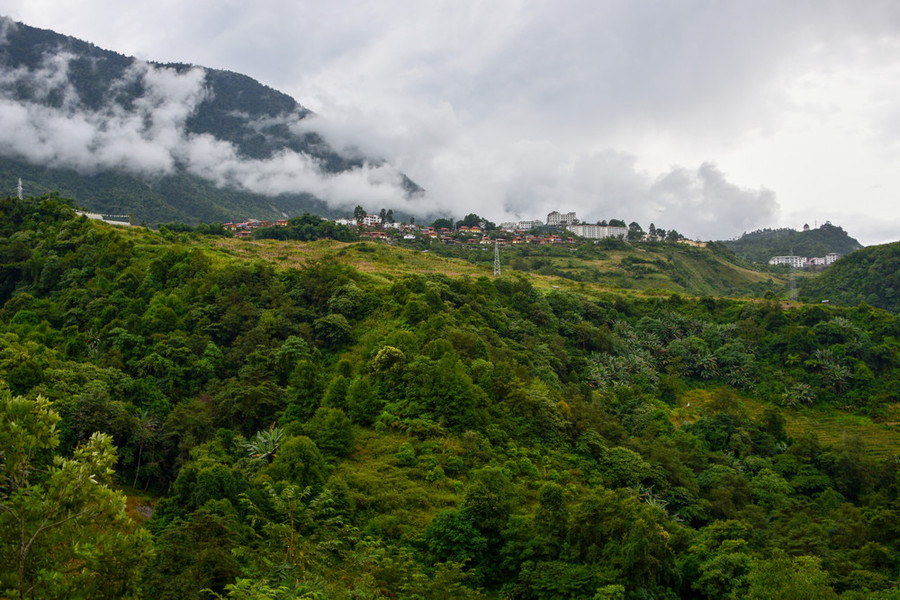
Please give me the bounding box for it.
[493,240,501,276]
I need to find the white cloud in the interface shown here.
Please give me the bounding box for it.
[0,51,205,176]
[0,44,412,210]
[3,3,900,242]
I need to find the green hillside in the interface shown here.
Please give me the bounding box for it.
[223,235,787,300]
[0,156,330,225]
[3,194,900,599]
[722,222,863,263]
[801,241,900,313]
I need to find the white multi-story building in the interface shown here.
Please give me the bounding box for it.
[770,253,841,268]
[517,220,543,230]
[362,214,382,227]
[547,211,577,226]
[769,256,807,268]
[566,224,628,239]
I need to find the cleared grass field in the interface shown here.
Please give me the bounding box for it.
[198,234,788,302]
[677,388,900,459]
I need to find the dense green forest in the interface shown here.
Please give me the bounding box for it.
[801,242,900,313]
[722,223,863,264]
[4,194,900,599]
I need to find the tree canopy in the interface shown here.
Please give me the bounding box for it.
[1,193,900,599]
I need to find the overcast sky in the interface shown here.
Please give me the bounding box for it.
[2,0,900,244]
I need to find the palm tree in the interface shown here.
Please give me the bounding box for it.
[132,409,158,488]
[245,425,284,463]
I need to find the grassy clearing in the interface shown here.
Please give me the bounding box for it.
[334,429,464,538]
[676,389,900,459]
[769,406,900,460]
[114,218,789,300]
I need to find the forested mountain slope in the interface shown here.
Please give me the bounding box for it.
[801,241,900,313]
[2,194,900,599]
[722,222,863,263]
[0,155,335,226]
[0,18,419,224]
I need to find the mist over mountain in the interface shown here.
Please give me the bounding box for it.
[0,17,421,224]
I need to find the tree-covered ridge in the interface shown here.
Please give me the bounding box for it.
[2,194,900,598]
[722,223,863,264]
[801,241,900,313]
[0,156,332,226]
[251,214,359,242]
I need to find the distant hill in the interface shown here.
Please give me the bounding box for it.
[0,17,420,225]
[800,242,900,312]
[721,222,863,263]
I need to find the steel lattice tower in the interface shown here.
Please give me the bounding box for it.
[493,240,501,276]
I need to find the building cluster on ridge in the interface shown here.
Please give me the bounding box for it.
[224,209,691,245]
[769,253,841,269]
[223,219,290,238]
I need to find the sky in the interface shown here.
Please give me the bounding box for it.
[2,0,900,244]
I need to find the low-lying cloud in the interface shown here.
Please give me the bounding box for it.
[296,103,780,239]
[537,153,780,241]
[0,21,780,236]
[4,4,900,243]
[0,38,413,213]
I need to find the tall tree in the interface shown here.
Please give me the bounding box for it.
[628,221,644,241]
[0,392,151,598]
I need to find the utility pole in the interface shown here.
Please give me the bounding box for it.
[790,266,797,302]
[493,240,501,276]
[789,247,797,302]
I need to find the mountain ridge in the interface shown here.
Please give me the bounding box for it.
[0,17,420,224]
[720,222,863,263]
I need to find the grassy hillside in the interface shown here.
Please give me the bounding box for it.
[335,238,789,299]
[162,231,788,301]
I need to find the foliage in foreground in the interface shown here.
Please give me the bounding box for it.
[2,194,900,598]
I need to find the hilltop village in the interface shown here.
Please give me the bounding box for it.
[223,209,696,246]
[81,205,840,267]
